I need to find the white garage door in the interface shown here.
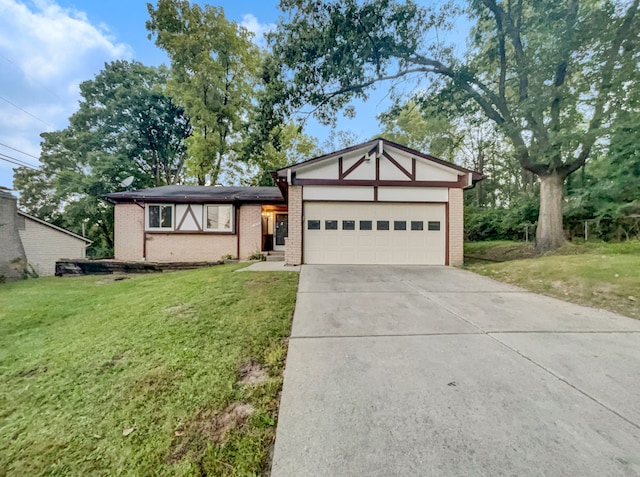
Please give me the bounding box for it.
[304,202,446,265]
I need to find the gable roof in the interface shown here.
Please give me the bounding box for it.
[104,185,284,204]
[273,137,484,181]
[18,211,93,243]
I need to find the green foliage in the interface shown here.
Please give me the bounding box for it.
[268,0,640,250]
[241,122,320,186]
[147,0,260,185]
[465,194,538,242]
[0,265,299,475]
[13,61,191,256]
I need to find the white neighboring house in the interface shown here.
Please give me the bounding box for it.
[16,211,92,276]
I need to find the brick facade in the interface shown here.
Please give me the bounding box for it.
[114,203,145,260]
[238,205,263,259]
[114,203,263,262]
[284,185,302,265]
[448,187,464,266]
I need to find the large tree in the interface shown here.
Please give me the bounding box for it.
[147,0,260,185]
[265,0,639,251]
[14,60,191,255]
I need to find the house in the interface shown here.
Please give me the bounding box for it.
[104,138,483,266]
[0,189,91,278]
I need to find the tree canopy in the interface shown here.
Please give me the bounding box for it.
[14,60,191,255]
[265,0,640,251]
[147,0,260,185]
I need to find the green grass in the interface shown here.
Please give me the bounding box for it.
[465,241,640,319]
[0,264,299,476]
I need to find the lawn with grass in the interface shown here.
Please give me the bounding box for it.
[465,240,640,319]
[0,264,298,476]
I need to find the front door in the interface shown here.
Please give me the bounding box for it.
[275,213,288,250]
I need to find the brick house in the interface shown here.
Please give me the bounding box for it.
[0,189,91,278]
[105,139,482,266]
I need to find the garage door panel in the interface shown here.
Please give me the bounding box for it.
[304,202,445,265]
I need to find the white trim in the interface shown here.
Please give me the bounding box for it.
[145,203,175,231]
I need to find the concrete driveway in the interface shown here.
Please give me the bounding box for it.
[271,265,640,477]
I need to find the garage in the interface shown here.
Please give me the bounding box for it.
[304,202,446,265]
[272,138,483,267]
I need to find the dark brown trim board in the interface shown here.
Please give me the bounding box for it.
[382,151,412,179]
[293,178,464,188]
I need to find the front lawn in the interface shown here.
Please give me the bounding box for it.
[465,241,640,319]
[0,264,298,476]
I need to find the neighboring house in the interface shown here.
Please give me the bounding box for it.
[0,190,91,278]
[105,138,483,266]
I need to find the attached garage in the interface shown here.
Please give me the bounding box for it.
[273,138,483,267]
[304,202,446,265]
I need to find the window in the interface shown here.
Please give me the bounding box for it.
[377,220,389,231]
[308,220,321,230]
[394,221,407,231]
[148,204,173,230]
[428,221,441,231]
[360,220,372,231]
[343,220,355,230]
[411,221,424,231]
[205,205,233,231]
[325,220,338,230]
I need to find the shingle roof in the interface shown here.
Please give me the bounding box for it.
[104,185,284,204]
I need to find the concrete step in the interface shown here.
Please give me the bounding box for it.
[266,251,284,262]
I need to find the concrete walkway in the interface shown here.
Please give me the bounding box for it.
[271,265,640,477]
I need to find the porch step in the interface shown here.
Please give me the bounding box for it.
[266,251,284,262]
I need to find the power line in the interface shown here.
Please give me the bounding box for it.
[0,95,53,128]
[0,142,40,160]
[0,53,64,102]
[0,153,39,170]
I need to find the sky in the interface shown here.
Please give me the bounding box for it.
[0,0,471,189]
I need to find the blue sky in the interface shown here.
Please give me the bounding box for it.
[0,0,470,189]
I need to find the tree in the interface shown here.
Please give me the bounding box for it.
[240,122,320,186]
[13,61,191,256]
[147,0,260,185]
[265,0,640,251]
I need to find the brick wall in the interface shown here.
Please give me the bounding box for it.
[19,217,87,276]
[285,185,302,265]
[146,233,237,261]
[114,203,262,262]
[448,188,464,266]
[239,205,262,259]
[114,203,144,260]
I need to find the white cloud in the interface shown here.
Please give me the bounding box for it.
[240,13,274,48]
[0,0,132,187]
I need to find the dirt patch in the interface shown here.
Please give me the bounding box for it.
[96,275,131,285]
[16,366,47,378]
[166,402,255,464]
[102,350,131,367]
[238,360,269,386]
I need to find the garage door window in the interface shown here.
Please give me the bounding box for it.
[325,220,338,230]
[308,220,320,230]
[411,221,424,231]
[428,221,441,231]
[394,221,406,231]
[377,220,389,231]
[360,220,372,230]
[342,220,355,230]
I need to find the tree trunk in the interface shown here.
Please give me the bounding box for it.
[535,172,566,252]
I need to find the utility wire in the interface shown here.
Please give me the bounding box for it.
[0,95,53,128]
[0,53,64,102]
[0,153,39,170]
[0,142,40,160]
